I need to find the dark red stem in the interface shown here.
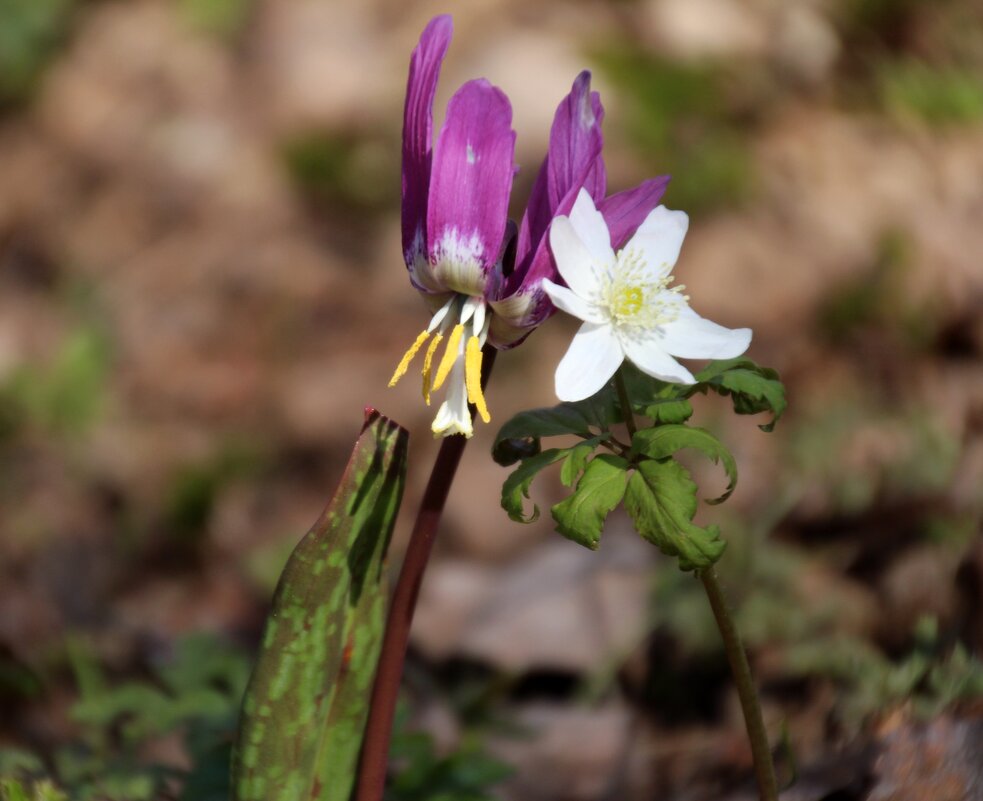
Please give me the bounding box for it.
[355,349,496,801]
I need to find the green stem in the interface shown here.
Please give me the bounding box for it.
[612,366,777,800]
[613,369,637,439]
[700,567,778,801]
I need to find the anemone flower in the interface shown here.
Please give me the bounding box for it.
[542,189,752,402]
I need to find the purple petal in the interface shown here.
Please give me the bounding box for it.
[508,71,606,301]
[515,72,606,268]
[514,157,550,280]
[427,79,516,278]
[546,71,606,210]
[402,15,452,268]
[597,175,671,250]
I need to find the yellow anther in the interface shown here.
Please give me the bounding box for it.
[464,335,490,423]
[431,324,464,393]
[388,329,431,387]
[421,332,444,405]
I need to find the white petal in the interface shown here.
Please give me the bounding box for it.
[623,337,696,384]
[554,322,624,402]
[542,279,605,324]
[431,354,473,438]
[567,188,616,269]
[624,205,689,279]
[658,309,752,360]
[549,216,598,298]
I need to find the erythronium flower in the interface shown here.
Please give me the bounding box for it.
[542,189,752,402]
[389,16,612,438]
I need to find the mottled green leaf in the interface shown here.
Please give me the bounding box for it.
[695,358,786,431]
[552,455,629,549]
[501,449,568,523]
[631,425,737,504]
[232,410,408,801]
[624,458,726,571]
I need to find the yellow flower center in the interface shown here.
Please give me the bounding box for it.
[613,285,644,318]
[595,247,687,334]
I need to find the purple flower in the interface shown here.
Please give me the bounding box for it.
[389,15,515,438]
[389,15,670,437]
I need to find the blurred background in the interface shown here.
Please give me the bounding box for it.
[1,0,983,798]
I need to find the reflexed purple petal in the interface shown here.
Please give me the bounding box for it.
[427,79,516,278]
[597,175,670,250]
[547,71,606,209]
[402,15,452,268]
[514,157,550,280]
[507,72,606,304]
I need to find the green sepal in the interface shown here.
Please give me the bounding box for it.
[232,410,408,801]
[552,454,630,549]
[624,458,726,571]
[630,424,738,504]
[492,396,621,466]
[694,358,787,431]
[500,448,569,523]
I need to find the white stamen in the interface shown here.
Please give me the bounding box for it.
[472,299,486,338]
[428,296,457,333]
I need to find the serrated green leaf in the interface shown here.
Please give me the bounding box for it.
[641,398,693,424]
[501,449,569,522]
[694,358,786,431]
[560,436,609,487]
[492,396,621,465]
[552,454,629,549]
[232,410,408,801]
[631,425,738,504]
[624,459,726,571]
[620,363,688,405]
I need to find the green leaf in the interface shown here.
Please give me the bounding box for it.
[559,436,608,487]
[694,358,786,431]
[631,425,738,504]
[624,459,726,571]
[641,398,693,424]
[492,396,621,466]
[552,455,629,549]
[232,410,409,801]
[501,449,568,523]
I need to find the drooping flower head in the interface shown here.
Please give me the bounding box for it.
[543,189,752,402]
[389,16,513,438]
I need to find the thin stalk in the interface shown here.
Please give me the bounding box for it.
[612,366,777,801]
[355,349,496,801]
[700,568,778,801]
[613,370,637,439]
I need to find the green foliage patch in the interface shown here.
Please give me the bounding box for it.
[495,360,785,571]
[0,0,76,106]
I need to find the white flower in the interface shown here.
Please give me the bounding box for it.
[542,189,751,402]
